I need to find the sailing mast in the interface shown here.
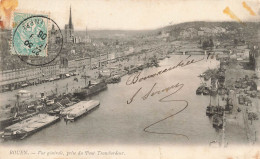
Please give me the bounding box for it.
[209,94,212,106]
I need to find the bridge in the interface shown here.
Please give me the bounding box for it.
[174,49,230,55]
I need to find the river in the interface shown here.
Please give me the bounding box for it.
[3,55,235,146]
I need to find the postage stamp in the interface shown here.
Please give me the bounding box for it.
[11,12,49,57]
[10,11,63,66]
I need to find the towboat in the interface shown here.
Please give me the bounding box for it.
[212,114,223,129]
[63,100,100,122]
[1,114,60,140]
[74,81,107,100]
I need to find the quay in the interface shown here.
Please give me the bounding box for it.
[200,49,259,146]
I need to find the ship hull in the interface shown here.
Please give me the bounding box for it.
[2,115,60,140]
[65,104,99,122]
[19,117,60,140]
[74,82,107,100]
[63,100,100,122]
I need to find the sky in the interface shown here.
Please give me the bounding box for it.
[15,0,260,30]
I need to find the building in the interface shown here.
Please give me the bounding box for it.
[0,64,60,92]
[198,30,204,36]
[85,27,92,43]
[256,53,260,91]
[64,6,74,43]
[73,36,81,43]
[49,24,57,44]
[255,50,260,80]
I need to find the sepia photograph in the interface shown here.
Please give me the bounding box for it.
[0,0,259,158]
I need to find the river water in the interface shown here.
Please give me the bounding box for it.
[4,55,231,146]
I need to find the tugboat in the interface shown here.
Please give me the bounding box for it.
[64,100,100,122]
[74,80,107,100]
[212,114,223,129]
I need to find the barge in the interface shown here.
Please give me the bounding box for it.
[63,100,100,122]
[0,112,39,130]
[1,114,60,140]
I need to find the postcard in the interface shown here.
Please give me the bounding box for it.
[0,0,259,158]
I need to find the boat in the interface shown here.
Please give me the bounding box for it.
[218,87,227,95]
[74,81,107,100]
[206,95,214,116]
[210,78,218,96]
[212,106,223,116]
[106,75,121,84]
[196,86,204,95]
[224,98,233,114]
[196,83,206,95]
[217,72,225,88]
[1,114,60,140]
[203,86,210,95]
[204,74,210,81]
[60,105,76,117]
[47,109,61,116]
[206,105,215,116]
[212,114,223,128]
[47,105,63,116]
[158,56,164,60]
[210,87,217,96]
[0,111,39,130]
[63,100,100,122]
[0,117,15,130]
[215,96,224,116]
[198,73,205,78]
[215,106,224,116]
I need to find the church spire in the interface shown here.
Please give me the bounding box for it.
[69,5,73,29]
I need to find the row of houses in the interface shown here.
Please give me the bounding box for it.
[178,27,238,39]
[0,64,60,91]
[0,52,116,92]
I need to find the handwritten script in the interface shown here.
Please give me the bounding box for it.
[126,55,204,85]
[125,56,204,139]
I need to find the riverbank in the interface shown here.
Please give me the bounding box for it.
[224,60,259,145]
[1,55,222,145]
